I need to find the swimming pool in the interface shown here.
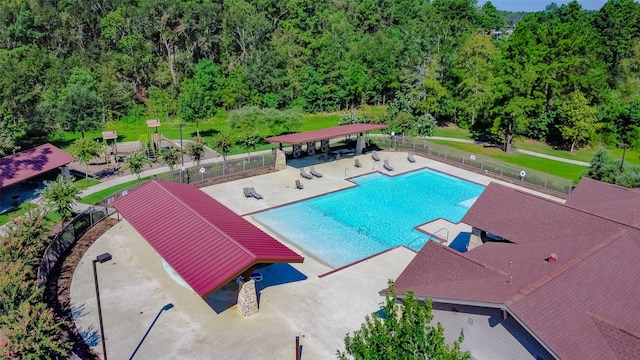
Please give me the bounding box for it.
[253,169,485,268]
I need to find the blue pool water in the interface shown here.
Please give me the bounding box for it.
[253,169,485,268]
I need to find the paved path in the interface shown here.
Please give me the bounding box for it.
[427,136,590,166]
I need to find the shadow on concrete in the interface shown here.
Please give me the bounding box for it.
[204,263,307,314]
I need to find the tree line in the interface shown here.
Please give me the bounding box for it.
[1,0,639,155]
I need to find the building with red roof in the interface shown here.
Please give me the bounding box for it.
[393,180,640,360]
[0,143,74,189]
[112,180,304,298]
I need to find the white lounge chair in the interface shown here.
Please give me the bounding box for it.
[249,187,263,199]
[372,151,380,161]
[408,152,416,163]
[295,179,304,189]
[383,159,394,171]
[300,168,313,179]
[310,166,323,178]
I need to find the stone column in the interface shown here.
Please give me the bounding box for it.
[355,133,365,155]
[237,280,259,318]
[467,227,484,251]
[292,143,302,158]
[274,149,287,170]
[307,141,316,155]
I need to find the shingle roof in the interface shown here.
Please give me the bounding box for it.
[265,124,388,144]
[113,180,304,297]
[566,177,640,228]
[394,181,640,360]
[0,143,74,188]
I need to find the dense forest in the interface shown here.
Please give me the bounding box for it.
[1,0,640,155]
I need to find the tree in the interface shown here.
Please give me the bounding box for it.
[184,136,206,165]
[36,175,81,221]
[212,130,234,160]
[57,68,105,138]
[557,91,601,152]
[337,281,470,360]
[69,138,104,178]
[124,151,151,180]
[159,146,180,173]
[455,33,498,127]
[238,132,262,155]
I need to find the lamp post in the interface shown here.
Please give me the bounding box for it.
[617,143,627,172]
[92,252,112,360]
[129,303,174,360]
[179,123,186,183]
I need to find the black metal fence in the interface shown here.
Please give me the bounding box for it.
[96,152,275,207]
[370,137,575,196]
[37,205,116,286]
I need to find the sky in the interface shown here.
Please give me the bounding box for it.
[477,0,608,12]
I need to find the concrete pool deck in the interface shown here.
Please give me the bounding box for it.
[70,150,564,359]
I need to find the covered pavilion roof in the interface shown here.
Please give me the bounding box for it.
[112,180,304,297]
[265,124,387,144]
[0,143,74,189]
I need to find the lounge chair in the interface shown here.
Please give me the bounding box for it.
[372,150,380,161]
[249,187,263,199]
[383,159,394,171]
[408,152,416,163]
[300,168,313,179]
[295,179,304,189]
[243,187,251,198]
[310,166,323,178]
[355,159,362,168]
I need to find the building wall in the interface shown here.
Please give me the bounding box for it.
[431,303,554,360]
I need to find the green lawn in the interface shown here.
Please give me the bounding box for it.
[433,126,472,139]
[79,177,151,204]
[428,140,588,182]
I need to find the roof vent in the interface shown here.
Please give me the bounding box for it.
[546,253,558,263]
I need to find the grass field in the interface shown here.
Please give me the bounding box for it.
[79,177,150,204]
[428,140,588,182]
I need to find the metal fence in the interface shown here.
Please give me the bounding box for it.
[37,205,116,287]
[97,152,275,207]
[370,137,575,196]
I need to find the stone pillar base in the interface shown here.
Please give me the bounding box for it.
[274,149,287,170]
[237,280,259,317]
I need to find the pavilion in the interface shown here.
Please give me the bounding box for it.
[112,180,304,315]
[0,143,74,212]
[265,124,388,161]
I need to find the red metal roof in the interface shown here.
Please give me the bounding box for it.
[394,181,640,360]
[113,180,304,297]
[0,143,74,189]
[265,124,388,144]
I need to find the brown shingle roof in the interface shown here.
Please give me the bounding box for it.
[394,180,640,360]
[566,177,640,228]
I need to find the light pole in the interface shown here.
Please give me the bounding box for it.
[92,252,112,360]
[129,303,174,360]
[617,143,627,172]
[179,123,186,183]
